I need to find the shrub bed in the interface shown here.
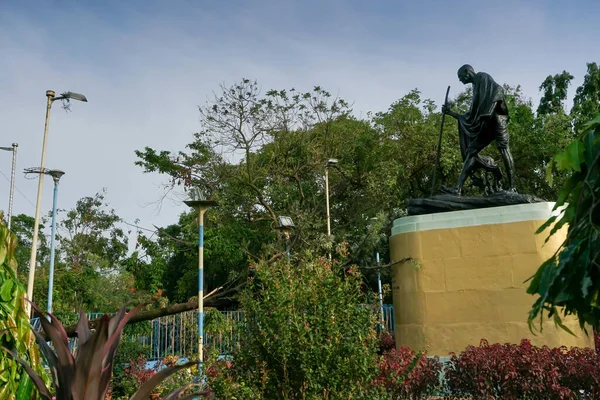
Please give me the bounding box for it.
[372,333,599,400]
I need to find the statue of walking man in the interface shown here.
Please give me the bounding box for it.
[441,65,516,196]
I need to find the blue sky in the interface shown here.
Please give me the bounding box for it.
[0,0,598,239]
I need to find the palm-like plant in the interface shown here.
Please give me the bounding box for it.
[2,303,207,400]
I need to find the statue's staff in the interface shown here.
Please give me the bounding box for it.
[430,85,451,197]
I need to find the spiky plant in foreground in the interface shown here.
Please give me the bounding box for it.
[2,303,207,400]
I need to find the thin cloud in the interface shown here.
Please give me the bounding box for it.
[0,0,597,239]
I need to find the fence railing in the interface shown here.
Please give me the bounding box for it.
[31,305,395,361]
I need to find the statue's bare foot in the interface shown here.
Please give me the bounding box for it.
[440,185,462,196]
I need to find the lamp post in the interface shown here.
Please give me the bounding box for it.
[276,216,295,259]
[376,252,385,328]
[26,90,87,315]
[184,188,217,372]
[325,158,338,260]
[46,169,64,316]
[0,143,17,230]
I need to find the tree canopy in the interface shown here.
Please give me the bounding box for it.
[3,62,598,316]
[131,62,599,308]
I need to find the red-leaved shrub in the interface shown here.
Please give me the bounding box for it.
[445,339,599,399]
[123,354,155,385]
[375,346,442,399]
[378,330,396,354]
[550,345,600,398]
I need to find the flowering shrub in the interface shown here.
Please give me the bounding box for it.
[375,346,442,399]
[445,339,599,399]
[124,354,155,385]
[111,354,156,397]
[111,354,199,398]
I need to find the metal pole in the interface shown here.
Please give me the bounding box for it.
[430,85,451,197]
[377,252,384,327]
[26,90,55,315]
[7,143,17,230]
[198,207,206,371]
[325,167,331,260]
[47,177,60,316]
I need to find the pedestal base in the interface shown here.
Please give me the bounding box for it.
[389,202,594,356]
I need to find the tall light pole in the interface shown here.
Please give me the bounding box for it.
[376,252,385,328]
[325,159,337,260]
[0,143,18,230]
[26,90,87,315]
[24,167,65,316]
[46,169,64,316]
[184,188,217,373]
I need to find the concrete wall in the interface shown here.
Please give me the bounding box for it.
[390,203,594,356]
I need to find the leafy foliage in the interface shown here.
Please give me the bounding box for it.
[133,70,592,306]
[374,346,442,399]
[527,114,600,332]
[2,303,201,400]
[0,216,48,399]
[14,189,155,314]
[571,62,600,130]
[538,71,574,116]
[445,338,599,399]
[112,355,200,399]
[205,246,382,399]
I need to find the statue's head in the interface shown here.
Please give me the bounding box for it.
[457,64,475,84]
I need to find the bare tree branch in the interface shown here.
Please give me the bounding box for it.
[40,284,244,340]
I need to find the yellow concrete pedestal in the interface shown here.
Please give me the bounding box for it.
[390,202,594,356]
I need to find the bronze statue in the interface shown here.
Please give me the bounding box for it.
[441,64,516,196]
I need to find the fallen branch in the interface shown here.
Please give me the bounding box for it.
[41,283,243,340]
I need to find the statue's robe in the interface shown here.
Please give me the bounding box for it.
[457,72,507,174]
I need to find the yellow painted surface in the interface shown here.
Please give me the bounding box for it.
[390,219,594,356]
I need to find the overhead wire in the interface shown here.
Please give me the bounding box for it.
[0,168,36,208]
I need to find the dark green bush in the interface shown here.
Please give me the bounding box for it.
[206,248,383,399]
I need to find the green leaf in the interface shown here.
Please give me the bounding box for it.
[553,313,576,336]
[554,140,584,172]
[581,276,593,297]
[15,372,34,400]
[0,280,13,302]
[580,114,600,131]
[555,173,582,206]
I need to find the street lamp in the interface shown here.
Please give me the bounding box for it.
[325,158,338,260]
[376,252,385,328]
[276,215,295,259]
[0,143,18,230]
[26,90,87,315]
[46,169,64,316]
[184,187,217,373]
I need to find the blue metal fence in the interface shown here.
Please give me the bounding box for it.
[31,305,395,361]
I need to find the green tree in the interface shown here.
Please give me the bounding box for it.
[133,72,582,306]
[537,71,574,116]
[571,62,600,130]
[49,190,146,313]
[10,214,49,278]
